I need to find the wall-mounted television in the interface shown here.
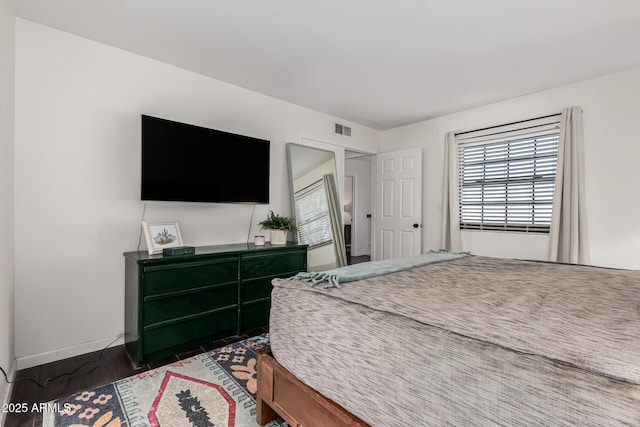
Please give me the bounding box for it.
[141,115,270,204]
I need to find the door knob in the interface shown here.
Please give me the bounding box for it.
[413,223,419,228]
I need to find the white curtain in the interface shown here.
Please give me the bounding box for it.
[323,173,347,267]
[440,131,462,251]
[549,106,590,264]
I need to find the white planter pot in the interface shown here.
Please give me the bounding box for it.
[270,229,287,245]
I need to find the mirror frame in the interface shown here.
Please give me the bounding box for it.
[286,143,347,271]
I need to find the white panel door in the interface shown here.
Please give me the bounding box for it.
[374,147,422,260]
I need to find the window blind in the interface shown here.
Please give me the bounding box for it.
[458,119,560,233]
[294,180,333,248]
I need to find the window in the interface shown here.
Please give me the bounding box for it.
[458,117,560,233]
[294,180,333,248]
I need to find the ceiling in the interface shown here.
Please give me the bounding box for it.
[9,0,640,130]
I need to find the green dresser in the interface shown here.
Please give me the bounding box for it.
[124,243,307,367]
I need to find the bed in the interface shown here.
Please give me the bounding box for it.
[256,254,640,426]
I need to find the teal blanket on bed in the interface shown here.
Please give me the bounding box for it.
[290,250,470,288]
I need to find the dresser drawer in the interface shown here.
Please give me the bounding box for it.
[242,277,273,303]
[143,306,238,356]
[241,250,306,280]
[241,299,270,331]
[143,257,238,296]
[143,282,238,326]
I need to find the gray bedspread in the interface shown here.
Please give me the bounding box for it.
[269,256,640,426]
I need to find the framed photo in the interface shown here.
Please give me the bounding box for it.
[142,220,183,255]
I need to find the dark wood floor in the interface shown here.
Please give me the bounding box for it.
[350,255,371,265]
[5,329,266,427]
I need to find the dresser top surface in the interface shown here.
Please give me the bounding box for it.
[124,242,307,264]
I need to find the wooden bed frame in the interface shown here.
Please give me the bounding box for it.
[256,351,370,427]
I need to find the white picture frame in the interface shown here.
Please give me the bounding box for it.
[142,220,183,255]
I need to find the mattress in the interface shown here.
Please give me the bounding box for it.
[269,256,640,426]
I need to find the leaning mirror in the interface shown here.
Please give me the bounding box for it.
[287,143,347,271]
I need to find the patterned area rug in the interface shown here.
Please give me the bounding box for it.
[43,334,287,427]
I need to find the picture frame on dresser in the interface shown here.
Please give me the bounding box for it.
[142,220,183,255]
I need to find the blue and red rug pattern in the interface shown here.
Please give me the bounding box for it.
[43,334,286,427]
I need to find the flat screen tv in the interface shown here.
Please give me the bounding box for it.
[141,115,270,204]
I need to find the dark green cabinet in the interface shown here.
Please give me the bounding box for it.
[124,243,307,366]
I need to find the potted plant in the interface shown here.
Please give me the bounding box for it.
[259,210,297,245]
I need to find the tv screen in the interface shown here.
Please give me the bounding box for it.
[141,115,270,204]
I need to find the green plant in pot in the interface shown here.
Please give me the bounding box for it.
[259,210,297,245]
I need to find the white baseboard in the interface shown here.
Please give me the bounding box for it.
[0,359,16,426]
[16,334,124,370]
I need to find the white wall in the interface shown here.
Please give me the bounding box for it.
[0,0,15,411]
[381,68,640,269]
[13,19,379,367]
[345,156,373,256]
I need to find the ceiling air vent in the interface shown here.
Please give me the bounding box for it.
[335,123,351,137]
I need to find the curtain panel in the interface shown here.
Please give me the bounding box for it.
[440,132,462,251]
[549,106,590,264]
[323,173,347,267]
